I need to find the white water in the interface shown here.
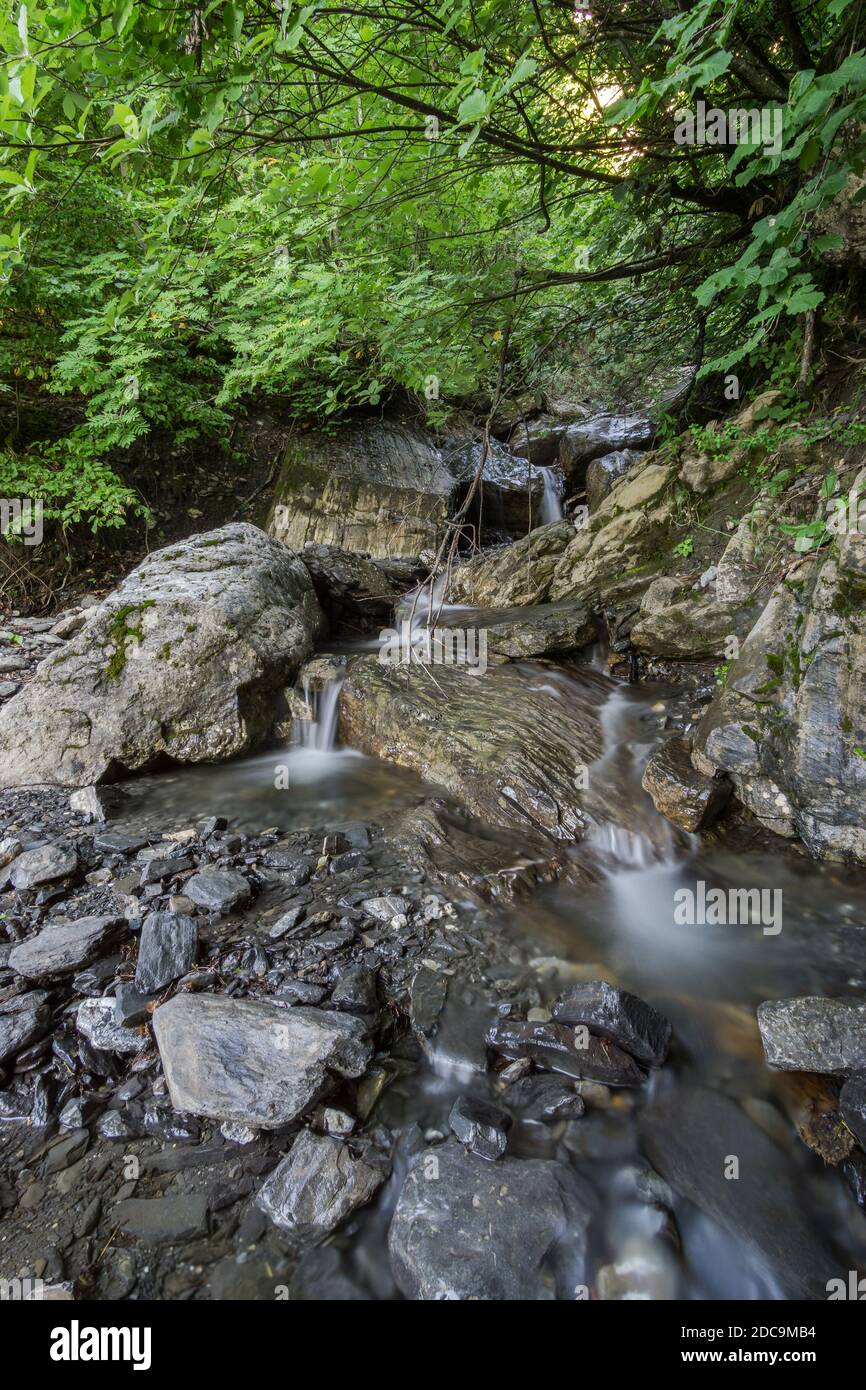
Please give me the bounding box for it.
[294,676,343,752]
[537,466,564,524]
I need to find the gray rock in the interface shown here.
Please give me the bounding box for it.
[268,904,306,939]
[487,1018,645,1085]
[77,997,149,1054]
[0,524,324,789]
[558,415,653,484]
[114,982,152,1028]
[68,784,129,822]
[330,965,378,1015]
[138,854,193,886]
[641,736,731,833]
[448,1094,511,1160]
[9,843,78,890]
[449,520,573,607]
[0,991,51,1064]
[301,542,399,627]
[360,894,406,921]
[388,1139,595,1300]
[134,911,197,993]
[8,915,124,979]
[184,868,251,914]
[503,1075,585,1124]
[268,421,454,559]
[257,1129,385,1241]
[115,1195,209,1245]
[757,996,866,1076]
[640,1086,841,1299]
[551,980,671,1067]
[445,438,544,539]
[840,1076,866,1149]
[152,994,372,1129]
[586,449,635,511]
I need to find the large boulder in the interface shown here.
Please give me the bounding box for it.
[339,655,606,840]
[558,414,653,485]
[300,542,400,630]
[693,534,866,861]
[0,524,324,789]
[757,997,866,1076]
[388,1139,595,1299]
[444,439,543,539]
[586,449,635,511]
[448,520,573,606]
[267,421,455,558]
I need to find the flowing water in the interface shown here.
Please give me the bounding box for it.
[538,465,564,524]
[120,643,866,1299]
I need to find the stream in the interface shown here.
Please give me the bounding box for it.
[116,629,866,1300]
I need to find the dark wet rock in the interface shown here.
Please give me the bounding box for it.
[114,982,152,1028]
[448,1094,511,1160]
[9,843,78,890]
[445,438,544,539]
[115,1194,210,1245]
[257,1129,386,1242]
[551,980,672,1067]
[341,657,605,840]
[331,965,378,1015]
[487,1018,645,1086]
[840,1076,866,1149]
[98,1111,138,1141]
[586,449,635,511]
[139,854,193,886]
[301,541,399,629]
[409,965,448,1043]
[263,850,313,883]
[134,911,198,993]
[640,1086,842,1299]
[641,736,731,833]
[290,1244,371,1301]
[0,524,324,789]
[275,978,327,1006]
[360,894,405,921]
[94,829,150,854]
[185,868,251,914]
[558,415,653,484]
[388,1139,595,1300]
[268,420,454,559]
[77,998,149,1054]
[268,904,307,939]
[454,601,595,662]
[449,520,573,607]
[73,955,122,996]
[8,914,124,979]
[507,415,576,467]
[0,990,51,1064]
[504,1075,586,1124]
[758,997,866,1076]
[153,994,372,1129]
[631,596,757,662]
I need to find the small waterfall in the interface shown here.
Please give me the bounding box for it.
[537,466,564,524]
[294,676,343,753]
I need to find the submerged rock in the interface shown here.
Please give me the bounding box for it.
[9,915,124,980]
[757,996,866,1076]
[115,1195,210,1245]
[152,995,372,1128]
[502,1074,585,1124]
[268,421,454,559]
[641,736,731,833]
[0,524,325,789]
[487,1018,645,1085]
[257,1129,385,1241]
[388,1139,595,1300]
[551,981,671,1067]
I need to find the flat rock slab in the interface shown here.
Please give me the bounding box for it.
[9,844,78,890]
[256,1129,385,1242]
[758,996,866,1075]
[115,1195,209,1245]
[184,868,251,915]
[153,995,372,1129]
[551,980,671,1067]
[77,998,149,1054]
[134,911,197,993]
[487,1018,645,1086]
[641,736,731,833]
[388,1139,595,1300]
[9,915,125,979]
[0,991,50,1064]
[640,1086,841,1299]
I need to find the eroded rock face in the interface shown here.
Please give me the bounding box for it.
[448,521,573,606]
[388,1139,595,1299]
[693,536,866,861]
[630,597,759,661]
[0,524,325,789]
[268,422,454,558]
[641,736,731,832]
[152,994,372,1129]
[339,656,607,839]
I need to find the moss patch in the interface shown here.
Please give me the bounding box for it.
[104,601,156,682]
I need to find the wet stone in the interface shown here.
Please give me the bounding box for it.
[0,990,51,1064]
[114,982,152,1028]
[9,843,78,891]
[551,980,671,1067]
[758,997,866,1076]
[8,915,125,980]
[504,1074,586,1124]
[76,998,149,1055]
[139,854,194,886]
[115,1194,210,1245]
[134,910,198,993]
[185,868,251,915]
[268,904,307,939]
[487,1018,645,1086]
[330,965,378,1015]
[641,736,731,833]
[840,1076,866,1149]
[257,1129,386,1243]
[449,1094,511,1160]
